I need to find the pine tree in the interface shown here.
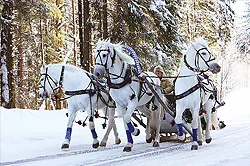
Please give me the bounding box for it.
[1,0,14,108]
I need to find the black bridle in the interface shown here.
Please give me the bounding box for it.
[40,66,65,99]
[95,47,131,82]
[184,45,215,73]
[95,48,116,68]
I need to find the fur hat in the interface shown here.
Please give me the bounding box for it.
[154,65,167,77]
[154,65,164,73]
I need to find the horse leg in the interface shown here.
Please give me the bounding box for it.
[191,110,199,150]
[175,104,185,141]
[211,110,220,130]
[89,116,99,148]
[136,105,152,143]
[121,103,139,152]
[100,108,121,146]
[61,108,77,149]
[151,92,162,147]
[110,108,121,145]
[124,103,140,136]
[197,115,203,146]
[146,116,153,143]
[204,99,213,144]
[100,108,112,147]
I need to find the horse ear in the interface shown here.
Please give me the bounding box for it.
[40,63,46,72]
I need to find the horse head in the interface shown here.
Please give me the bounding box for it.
[184,37,221,74]
[39,64,60,99]
[93,39,135,79]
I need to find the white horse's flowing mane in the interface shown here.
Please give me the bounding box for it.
[95,39,135,65]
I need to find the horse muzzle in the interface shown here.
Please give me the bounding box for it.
[209,63,221,74]
[93,65,106,79]
[39,90,49,99]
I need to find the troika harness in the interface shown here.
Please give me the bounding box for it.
[174,46,215,101]
[95,47,155,102]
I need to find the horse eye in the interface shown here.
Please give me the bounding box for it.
[201,52,206,56]
[103,54,107,58]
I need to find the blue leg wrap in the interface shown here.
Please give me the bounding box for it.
[127,122,135,133]
[177,124,183,136]
[192,128,198,142]
[126,130,133,144]
[65,127,72,140]
[91,129,98,139]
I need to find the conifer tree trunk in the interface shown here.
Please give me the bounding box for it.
[103,0,108,39]
[72,0,77,65]
[78,0,84,69]
[17,14,24,109]
[1,0,15,108]
[83,0,91,71]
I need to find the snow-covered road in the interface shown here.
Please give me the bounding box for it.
[1,88,250,166]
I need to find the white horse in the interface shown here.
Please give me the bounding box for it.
[38,63,121,149]
[93,39,165,152]
[174,37,221,150]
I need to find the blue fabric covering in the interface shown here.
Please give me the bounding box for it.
[91,129,98,139]
[65,127,72,140]
[123,45,142,74]
[192,128,198,142]
[177,124,183,136]
[127,122,135,133]
[98,79,105,83]
[126,130,133,144]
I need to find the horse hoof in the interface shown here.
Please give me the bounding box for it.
[146,137,152,143]
[178,135,186,142]
[123,146,132,152]
[61,144,69,149]
[92,142,99,148]
[132,128,140,136]
[115,138,121,145]
[206,138,212,144]
[100,142,107,147]
[191,145,198,150]
[153,141,160,147]
[198,141,203,146]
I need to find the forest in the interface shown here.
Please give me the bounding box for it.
[1,0,249,110]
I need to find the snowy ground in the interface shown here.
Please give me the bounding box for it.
[1,88,250,166]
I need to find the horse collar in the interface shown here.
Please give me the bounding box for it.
[107,67,132,89]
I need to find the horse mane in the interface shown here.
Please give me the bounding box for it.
[96,39,135,65]
[113,45,135,65]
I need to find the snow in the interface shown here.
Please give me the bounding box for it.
[1,88,250,166]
